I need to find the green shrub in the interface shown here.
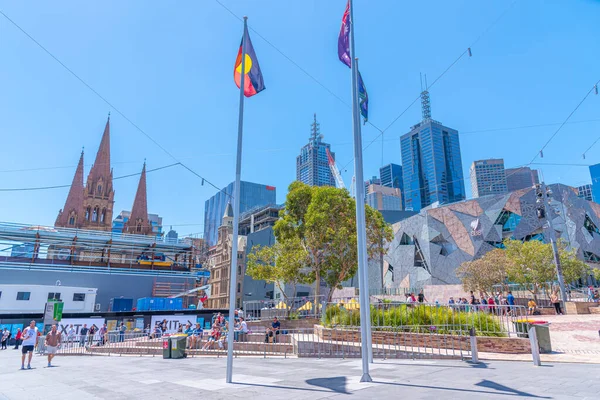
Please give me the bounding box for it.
[322,304,507,337]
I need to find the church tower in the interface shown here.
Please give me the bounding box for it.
[82,116,115,230]
[55,151,85,228]
[123,163,152,235]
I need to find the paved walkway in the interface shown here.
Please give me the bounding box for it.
[0,350,599,399]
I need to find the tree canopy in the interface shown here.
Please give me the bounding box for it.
[247,181,393,303]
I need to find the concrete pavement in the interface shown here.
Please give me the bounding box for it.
[1,349,599,399]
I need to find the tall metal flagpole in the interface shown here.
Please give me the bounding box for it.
[348,0,372,382]
[226,16,248,384]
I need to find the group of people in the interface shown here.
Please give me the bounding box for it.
[201,310,250,350]
[587,286,600,302]
[448,291,517,314]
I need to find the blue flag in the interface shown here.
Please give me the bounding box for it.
[358,70,368,124]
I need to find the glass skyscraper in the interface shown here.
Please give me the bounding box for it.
[203,181,276,246]
[590,163,600,202]
[296,114,336,187]
[379,163,403,209]
[400,120,465,211]
[470,159,508,198]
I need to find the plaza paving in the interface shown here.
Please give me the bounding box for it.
[1,349,599,399]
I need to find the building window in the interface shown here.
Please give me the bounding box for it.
[85,207,91,221]
[97,185,102,195]
[92,207,98,222]
[136,222,142,232]
[47,292,61,301]
[73,293,86,302]
[100,209,106,223]
[69,216,75,225]
[16,292,31,301]
[237,283,241,293]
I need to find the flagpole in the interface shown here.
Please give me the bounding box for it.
[226,15,248,384]
[348,0,372,383]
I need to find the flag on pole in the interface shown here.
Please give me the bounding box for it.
[358,70,368,124]
[338,0,351,68]
[234,25,265,97]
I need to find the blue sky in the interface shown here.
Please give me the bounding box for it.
[1,0,599,237]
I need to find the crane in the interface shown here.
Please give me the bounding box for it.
[326,148,345,189]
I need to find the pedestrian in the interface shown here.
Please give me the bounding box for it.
[99,324,107,346]
[44,324,62,367]
[507,291,515,314]
[66,325,75,348]
[550,291,563,315]
[1,328,9,349]
[587,286,594,302]
[417,290,427,303]
[13,328,22,350]
[21,320,38,370]
[79,324,89,347]
[119,323,126,342]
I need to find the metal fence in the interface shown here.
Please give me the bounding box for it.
[243,296,325,321]
[35,324,473,361]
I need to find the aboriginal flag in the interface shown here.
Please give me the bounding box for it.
[234,24,265,97]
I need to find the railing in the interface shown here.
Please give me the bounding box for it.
[243,296,325,321]
[35,325,471,361]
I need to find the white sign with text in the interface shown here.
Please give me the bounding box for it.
[151,315,197,333]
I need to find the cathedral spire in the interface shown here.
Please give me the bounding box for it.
[55,151,85,228]
[124,162,151,235]
[88,116,112,183]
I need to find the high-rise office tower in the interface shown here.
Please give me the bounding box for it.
[296,114,336,187]
[470,159,508,198]
[590,163,600,202]
[380,163,403,208]
[203,181,276,246]
[400,86,465,211]
[505,167,540,191]
[577,184,593,202]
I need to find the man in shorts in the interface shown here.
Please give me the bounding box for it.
[21,320,38,370]
[45,324,62,367]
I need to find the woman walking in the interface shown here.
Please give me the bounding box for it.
[551,291,563,315]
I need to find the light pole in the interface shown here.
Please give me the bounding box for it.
[536,182,568,307]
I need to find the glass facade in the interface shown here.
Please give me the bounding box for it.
[296,115,336,187]
[505,167,540,192]
[400,120,465,211]
[203,181,276,246]
[577,184,593,202]
[590,164,600,203]
[470,159,508,198]
[380,163,403,209]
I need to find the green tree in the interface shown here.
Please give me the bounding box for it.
[557,242,590,284]
[246,238,312,313]
[275,182,393,303]
[456,248,508,296]
[504,239,554,299]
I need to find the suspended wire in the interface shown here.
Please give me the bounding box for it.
[0,163,181,192]
[0,10,230,199]
[532,79,600,164]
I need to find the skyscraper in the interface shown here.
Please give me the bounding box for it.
[470,159,508,198]
[505,167,540,191]
[203,181,276,246]
[590,163,600,202]
[380,163,403,208]
[577,184,593,202]
[400,88,465,211]
[296,114,336,187]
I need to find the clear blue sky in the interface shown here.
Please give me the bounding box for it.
[1,0,599,237]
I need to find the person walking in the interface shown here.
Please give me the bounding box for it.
[45,324,62,367]
[13,328,22,350]
[118,323,126,343]
[1,328,9,350]
[551,291,563,315]
[21,320,38,370]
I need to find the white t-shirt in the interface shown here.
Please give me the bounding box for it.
[22,327,38,346]
[240,321,249,333]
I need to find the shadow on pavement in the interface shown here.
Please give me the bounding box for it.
[476,379,551,398]
[373,380,551,398]
[305,377,348,394]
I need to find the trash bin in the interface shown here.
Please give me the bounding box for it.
[531,323,552,353]
[162,337,171,359]
[170,335,187,359]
